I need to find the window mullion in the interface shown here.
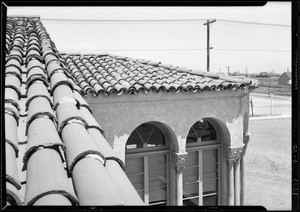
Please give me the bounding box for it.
[199,150,203,205]
[218,147,221,205]
[145,126,156,144]
[198,122,208,139]
[144,156,149,204]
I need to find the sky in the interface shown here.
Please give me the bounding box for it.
[7,2,291,74]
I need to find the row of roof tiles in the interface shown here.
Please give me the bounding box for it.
[61,53,258,96]
[5,17,143,206]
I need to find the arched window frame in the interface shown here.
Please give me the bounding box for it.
[125,122,172,205]
[184,119,222,206]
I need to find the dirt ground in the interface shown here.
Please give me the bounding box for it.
[246,118,291,210]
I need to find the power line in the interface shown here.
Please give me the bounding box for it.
[213,48,291,52]
[216,19,290,28]
[41,17,291,27]
[59,48,291,52]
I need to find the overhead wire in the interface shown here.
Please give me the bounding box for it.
[41,17,291,27]
[59,48,291,53]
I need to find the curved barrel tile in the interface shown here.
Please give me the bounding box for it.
[50,71,73,95]
[5,87,20,112]
[79,107,102,132]
[72,157,124,205]
[73,91,92,112]
[6,143,21,190]
[5,74,21,99]
[87,128,115,158]
[26,97,56,135]
[27,66,45,79]
[52,84,76,110]
[5,66,21,78]
[24,148,78,206]
[33,194,72,206]
[5,113,19,155]
[105,160,144,205]
[26,81,52,111]
[23,118,65,169]
[45,61,62,77]
[60,122,105,173]
[6,182,22,206]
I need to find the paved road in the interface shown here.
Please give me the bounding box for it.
[249,93,291,118]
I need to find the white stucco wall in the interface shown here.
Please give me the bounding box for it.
[84,89,250,161]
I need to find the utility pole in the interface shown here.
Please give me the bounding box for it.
[204,19,216,72]
[226,66,231,76]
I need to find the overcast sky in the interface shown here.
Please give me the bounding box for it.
[7,2,291,74]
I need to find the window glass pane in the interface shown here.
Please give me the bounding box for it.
[186,127,198,143]
[203,195,218,206]
[186,120,217,144]
[183,197,199,206]
[183,182,199,199]
[149,186,167,203]
[193,121,206,138]
[125,157,144,174]
[202,149,218,164]
[203,179,218,194]
[201,122,217,141]
[185,151,198,166]
[183,166,199,183]
[203,164,218,180]
[137,123,154,143]
[126,130,144,149]
[149,170,167,188]
[147,126,165,147]
[149,155,166,171]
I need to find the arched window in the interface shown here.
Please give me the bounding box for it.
[183,119,221,206]
[125,122,170,205]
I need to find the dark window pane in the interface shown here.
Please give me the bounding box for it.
[183,166,199,183]
[149,155,166,171]
[137,123,155,143]
[147,126,165,147]
[186,120,217,144]
[149,170,167,188]
[126,123,166,149]
[203,179,218,194]
[203,164,218,180]
[186,127,198,143]
[203,149,218,164]
[185,151,198,166]
[201,122,217,141]
[125,157,144,174]
[126,130,144,149]
[183,182,199,198]
[193,121,206,138]
[183,197,199,206]
[149,186,167,203]
[203,195,218,206]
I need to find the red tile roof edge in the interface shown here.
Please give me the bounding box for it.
[66,53,259,88]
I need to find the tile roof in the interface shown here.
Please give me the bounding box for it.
[4,17,143,206]
[61,53,259,96]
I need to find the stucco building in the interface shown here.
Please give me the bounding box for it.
[64,54,258,206]
[4,16,258,206]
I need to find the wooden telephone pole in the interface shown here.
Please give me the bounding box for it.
[226,66,231,75]
[204,19,216,72]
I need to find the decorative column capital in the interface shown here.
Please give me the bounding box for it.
[173,152,187,173]
[224,146,243,164]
